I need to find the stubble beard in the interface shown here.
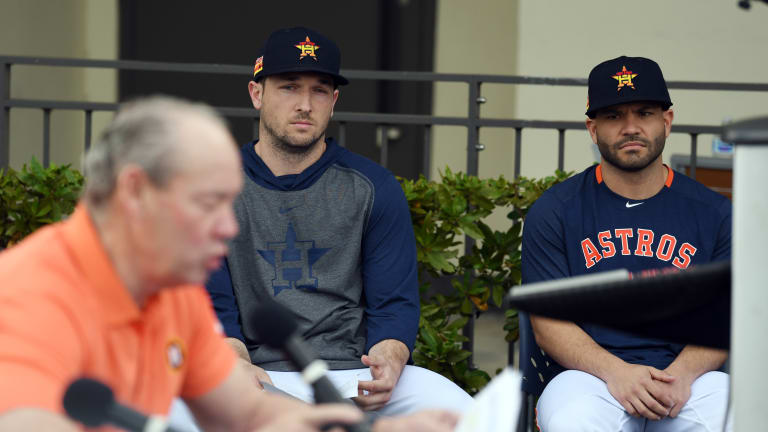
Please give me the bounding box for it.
[260,109,328,156]
[597,131,666,172]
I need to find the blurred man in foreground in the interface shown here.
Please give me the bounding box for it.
[0,96,457,432]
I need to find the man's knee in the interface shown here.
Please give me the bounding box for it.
[537,370,625,432]
[540,395,620,432]
[389,366,473,414]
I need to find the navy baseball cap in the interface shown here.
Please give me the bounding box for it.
[585,56,672,118]
[251,27,348,86]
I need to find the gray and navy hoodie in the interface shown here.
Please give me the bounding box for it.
[206,138,419,371]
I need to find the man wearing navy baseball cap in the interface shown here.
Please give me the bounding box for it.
[205,26,473,422]
[523,56,732,431]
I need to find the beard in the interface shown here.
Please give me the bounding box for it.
[260,109,327,155]
[596,131,666,172]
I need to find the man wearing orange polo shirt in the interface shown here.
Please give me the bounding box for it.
[0,96,457,432]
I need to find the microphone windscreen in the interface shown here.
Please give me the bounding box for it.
[63,377,114,427]
[251,300,299,348]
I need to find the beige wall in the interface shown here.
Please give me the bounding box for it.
[433,0,768,180]
[432,0,520,181]
[0,0,117,170]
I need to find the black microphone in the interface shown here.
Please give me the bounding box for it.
[252,301,370,432]
[63,377,184,432]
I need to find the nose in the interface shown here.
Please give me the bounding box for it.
[620,113,642,136]
[296,87,312,113]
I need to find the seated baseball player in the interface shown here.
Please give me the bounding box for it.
[205,26,473,417]
[522,56,731,431]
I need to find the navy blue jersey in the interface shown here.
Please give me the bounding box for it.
[522,164,731,369]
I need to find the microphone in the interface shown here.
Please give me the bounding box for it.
[251,300,370,432]
[63,377,183,432]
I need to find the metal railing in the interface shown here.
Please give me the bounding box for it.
[2,55,768,368]
[4,56,768,176]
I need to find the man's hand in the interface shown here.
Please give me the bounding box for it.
[603,362,675,420]
[652,373,693,418]
[373,410,458,432]
[355,339,409,411]
[653,345,728,418]
[237,357,273,390]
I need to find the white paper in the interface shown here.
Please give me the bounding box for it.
[455,367,522,432]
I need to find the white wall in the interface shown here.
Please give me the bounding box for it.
[0,0,117,170]
[433,0,768,180]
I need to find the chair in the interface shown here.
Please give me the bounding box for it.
[516,311,564,432]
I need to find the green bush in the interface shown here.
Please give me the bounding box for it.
[0,158,84,249]
[401,168,571,394]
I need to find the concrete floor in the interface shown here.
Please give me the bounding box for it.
[471,310,518,377]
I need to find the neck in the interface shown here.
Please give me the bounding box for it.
[255,134,327,176]
[87,203,151,308]
[600,159,668,200]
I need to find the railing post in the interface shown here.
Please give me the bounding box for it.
[422,125,431,180]
[379,125,389,168]
[558,128,566,172]
[42,108,51,167]
[689,133,698,180]
[0,60,10,169]
[461,80,484,366]
[514,127,522,179]
[466,80,481,177]
[84,110,93,151]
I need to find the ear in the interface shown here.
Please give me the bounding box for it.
[663,109,674,138]
[113,164,149,218]
[248,80,264,110]
[585,117,598,145]
[330,89,340,116]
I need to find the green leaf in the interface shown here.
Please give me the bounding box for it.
[447,350,472,364]
[458,218,484,240]
[444,316,469,332]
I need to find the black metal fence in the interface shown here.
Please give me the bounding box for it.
[2,55,768,367]
[4,55,768,177]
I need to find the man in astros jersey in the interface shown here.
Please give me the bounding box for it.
[522,56,731,431]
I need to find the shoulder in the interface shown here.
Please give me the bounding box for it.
[669,170,731,216]
[332,147,398,189]
[0,225,82,300]
[529,167,594,216]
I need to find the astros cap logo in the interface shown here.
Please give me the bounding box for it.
[612,66,638,92]
[295,36,320,61]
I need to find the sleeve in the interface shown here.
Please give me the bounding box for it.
[205,258,245,342]
[180,288,237,399]
[521,191,570,284]
[711,198,732,262]
[0,291,84,414]
[362,174,420,354]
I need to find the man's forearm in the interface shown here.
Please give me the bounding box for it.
[665,345,728,382]
[530,314,625,381]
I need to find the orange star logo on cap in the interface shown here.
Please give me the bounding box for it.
[612,66,638,92]
[295,36,320,61]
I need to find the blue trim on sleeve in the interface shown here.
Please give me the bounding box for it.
[334,151,420,354]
